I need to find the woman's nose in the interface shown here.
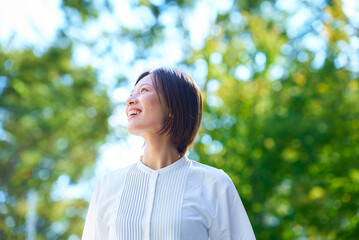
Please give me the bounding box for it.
[126,95,137,106]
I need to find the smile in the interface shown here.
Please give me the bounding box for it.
[127,110,142,119]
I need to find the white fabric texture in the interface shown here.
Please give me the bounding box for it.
[82,156,256,240]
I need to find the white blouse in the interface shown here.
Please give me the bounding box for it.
[82,156,256,240]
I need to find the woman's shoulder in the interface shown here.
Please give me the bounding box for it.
[97,163,135,189]
[187,159,234,187]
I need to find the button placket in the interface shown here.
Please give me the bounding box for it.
[142,171,159,240]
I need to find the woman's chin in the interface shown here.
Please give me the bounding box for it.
[127,125,148,137]
[127,126,141,136]
[127,125,165,138]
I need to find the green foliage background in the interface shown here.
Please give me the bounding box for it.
[0,0,358,239]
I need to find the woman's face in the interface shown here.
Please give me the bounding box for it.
[126,74,168,137]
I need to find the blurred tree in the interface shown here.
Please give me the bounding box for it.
[189,0,359,239]
[0,43,110,239]
[1,0,358,239]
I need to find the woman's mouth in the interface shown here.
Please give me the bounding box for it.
[127,110,141,119]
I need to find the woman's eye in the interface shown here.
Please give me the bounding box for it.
[141,88,148,93]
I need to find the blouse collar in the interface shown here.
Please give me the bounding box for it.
[136,155,189,174]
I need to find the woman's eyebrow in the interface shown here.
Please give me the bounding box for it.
[131,83,153,94]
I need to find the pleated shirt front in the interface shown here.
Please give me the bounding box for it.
[116,157,188,240]
[82,156,256,240]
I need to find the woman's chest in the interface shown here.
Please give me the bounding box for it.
[108,171,211,240]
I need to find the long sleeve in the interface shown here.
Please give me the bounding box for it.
[82,181,109,240]
[208,181,256,240]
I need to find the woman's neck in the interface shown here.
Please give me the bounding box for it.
[141,135,180,170]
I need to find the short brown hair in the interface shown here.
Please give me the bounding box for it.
[135,67,202,154]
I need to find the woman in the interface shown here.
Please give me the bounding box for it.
[82,67,256,240]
